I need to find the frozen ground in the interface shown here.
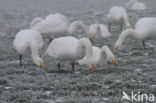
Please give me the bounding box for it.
[0,0,156,103]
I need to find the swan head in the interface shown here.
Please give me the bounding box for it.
[88,23,100,41]
[33,57,44,68]
[101,45,116,64]
[107,53,116,65]
[89,35,96,41]
[114,41,121,53]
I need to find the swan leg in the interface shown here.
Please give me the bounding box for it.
[71,62,75,72]
[143,41,146,49]
[108,24,111,31]
[19,55,23,65]
[120,24,123,31]
[58,63,61,71]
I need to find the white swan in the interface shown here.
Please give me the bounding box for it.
[106,6,132,31]
[44,36,95,72]
[31,13,87,39]
[88,23,111,41]
[114,17,156,52]
[125,0,147,11]
[77,45,115,66]
[13,29,44,68]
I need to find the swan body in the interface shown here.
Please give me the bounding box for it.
[45,13,69,26]
[88,23,111,39]
[77,45,115,65]
[31,13,86,39]
[115,17,156,51]
[125,0,147,11]
[106,6,131,30]
[13,29,44,67]
[45,36,95,71]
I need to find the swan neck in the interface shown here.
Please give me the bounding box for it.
[98,48,107,64]
[68,21,88,34]
[123,14,131,28]
[116,29,136,47]
[79,38,93,66]
[29,41,41,63]
[30,18,43,28]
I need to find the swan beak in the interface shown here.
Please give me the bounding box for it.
[112,60,116,64]
[40,62,44,68]
[91,65,95,72]
[114,48,118,53]
[89,35,96,40]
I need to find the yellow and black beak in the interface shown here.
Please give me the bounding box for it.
[40,62,45,68]
[91,65,95,72]
[89,35,96,40]
[112,60,116,65]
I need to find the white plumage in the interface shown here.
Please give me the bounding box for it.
[31,13,87,39]
[125,0,147,11]
[13,29,44,67]
[77,45,115,65]
[106,6,132,30]
[45,36,95,71]
[88,23,111,39]
[115,17,156,51]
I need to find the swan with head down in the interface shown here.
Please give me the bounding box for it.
[114,17,156,52]
[125,0,147,11]
[13,29,44,68]
[77,45,116,67]
[31,13,87,40]
[44,36,95,72]
[106,6,132,31]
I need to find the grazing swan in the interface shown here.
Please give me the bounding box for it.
[31,13,87,39]
[125,0,147,11]
[106,6,132,31]
[88,23,111,42]
[44,36,95,72]
[13,29,44,68]
[114,17,156,52]
[77,45,115,66]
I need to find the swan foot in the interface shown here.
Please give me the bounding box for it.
[19,55,23,66]
[143,41,146,49]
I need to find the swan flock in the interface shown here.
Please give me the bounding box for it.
[12,0,154,73]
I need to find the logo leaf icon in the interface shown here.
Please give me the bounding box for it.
[121,91,131,101]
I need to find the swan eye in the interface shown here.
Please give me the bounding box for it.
[89,35,96,40]
[114,48,118,53]
[112,60,116,64]
[40,62,44,68]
